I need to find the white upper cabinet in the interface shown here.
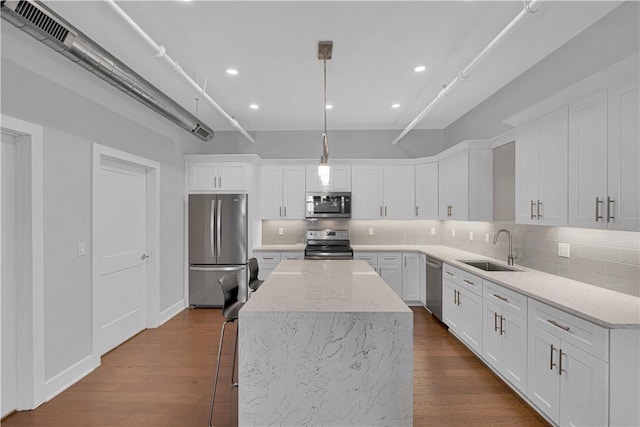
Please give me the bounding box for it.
[568,80,639,231]
[414,163,438,219]
[305,164,351,192]
[259,165,305,219]
[351,165,414,219]
[516,107,568,226]
[438,149,492,221]
[608,80,639,231]
[187,161,250,192]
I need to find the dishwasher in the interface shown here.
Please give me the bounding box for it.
[425,256,443,321]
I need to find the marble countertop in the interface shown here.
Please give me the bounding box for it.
[241,260,411,314]
[255,244,640,329]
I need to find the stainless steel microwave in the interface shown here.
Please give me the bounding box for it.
[305,192,351,218]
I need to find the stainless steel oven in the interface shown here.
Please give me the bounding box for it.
[305,192,351,218]
[304,230,353,260]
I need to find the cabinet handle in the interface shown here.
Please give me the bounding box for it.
[219,176,222,188]
[463,279,475,286]
[537,200,542,219]
[493,294,509,303]
[284,206,287,217]
[416,206,419,217]
[385,206,388,217]
[547,319,570,332]
[445,270,454,276]
[607,197,615,222]
[457,290,461,306]
[404,256,407,267]
[380,206,383,217]
[559,349,566,375]
[494,312,499,332]
[550,344,557,370]
[453,289,457,305]
[262,257,275,260]
[500,315,505,335]
[530,200,535,220]
[595,197,603,221]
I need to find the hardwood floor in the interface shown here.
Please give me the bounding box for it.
[3,307,549,427]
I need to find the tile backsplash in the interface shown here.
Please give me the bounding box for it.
[262,219,640,297]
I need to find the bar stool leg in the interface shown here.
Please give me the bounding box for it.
[208,320,229,427]
[231,326,238,387]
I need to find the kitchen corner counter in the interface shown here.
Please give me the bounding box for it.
[352,244,640,329]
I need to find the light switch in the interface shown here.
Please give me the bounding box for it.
[469,231,474,241]
[78,242,86,257]
[558,242,571,258]
[278,228,284,236]
[368,228,374,236]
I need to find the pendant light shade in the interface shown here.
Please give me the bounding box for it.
[318,41,333,187]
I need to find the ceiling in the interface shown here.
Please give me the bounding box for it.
[43,1,622,136]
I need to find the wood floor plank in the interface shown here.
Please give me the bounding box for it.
[2,307,549,426]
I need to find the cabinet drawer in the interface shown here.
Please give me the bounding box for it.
[354,251,378,267]
[444,264,482,296]
[378,252,402,265]
[280,251,303,261]
[529,299,609,362]
[483,280,527,319]
[256,252,281,266]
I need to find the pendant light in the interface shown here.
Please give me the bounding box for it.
[317,41,333,187]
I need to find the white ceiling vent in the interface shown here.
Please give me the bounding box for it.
[1,0,215,141]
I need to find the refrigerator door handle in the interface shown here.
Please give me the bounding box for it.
[210,199,216,259]
[189,266,245,272]
[217,199,222,259]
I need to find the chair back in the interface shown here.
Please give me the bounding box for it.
[219,273,239,318]
[248,257,259,282]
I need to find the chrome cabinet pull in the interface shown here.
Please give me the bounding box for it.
[219,176,222,188]
[385,206,388,217]
[463,279,475,286]
[284,206,287,217]
[262,257,275,260]
[457,290,461,306]
[547,319,570,332]
[537,200,542,219]
[493,294,509,303]
[550,344,557,370]
[500,315,505,335]
[416,206,419,216]
[494,312,499,332]
[607,197,615,222]
[445,270,454,276]
[559,349,567,375]
[380,206,383,217]
[404,256,407,267]
[530,200,535,220]
[279,206,282,217]
[595,197,603,221]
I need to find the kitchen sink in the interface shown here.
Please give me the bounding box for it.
[458,260,523,272]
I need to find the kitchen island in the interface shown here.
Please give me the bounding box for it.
[238,260,413,426]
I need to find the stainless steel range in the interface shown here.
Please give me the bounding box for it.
[304,230,354,260]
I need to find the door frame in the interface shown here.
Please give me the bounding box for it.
[92,144,161,358]
[0,115,45,410]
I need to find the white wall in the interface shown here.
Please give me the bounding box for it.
[1,37,189,383]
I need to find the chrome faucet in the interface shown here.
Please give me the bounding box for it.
[493,229,517,266]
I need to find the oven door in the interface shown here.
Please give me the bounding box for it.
[304,244,354,260]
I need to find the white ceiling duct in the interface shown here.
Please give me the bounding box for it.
[1,0,215,141]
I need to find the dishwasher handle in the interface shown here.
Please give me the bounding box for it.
[426,259,442,269]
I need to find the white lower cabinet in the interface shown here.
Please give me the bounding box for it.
[254,250,303,280]
[378,252,402,298]
[482,281,527,393]
[442,264,483,354]
[401,252,420,302]
[527,299,609,426]
[418,253,427,306]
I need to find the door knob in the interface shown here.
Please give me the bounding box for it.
[141,254,150,260]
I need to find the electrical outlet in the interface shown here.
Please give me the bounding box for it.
[430,227,437,236]
[469,231,474,241]
[278,227,284,236]
[558,242,571,258]
[368,228,374,236]
[78,242,85,257]
[451,229,456,238]
[485,234,490,244]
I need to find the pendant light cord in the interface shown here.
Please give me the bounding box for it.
[322,56,329,162]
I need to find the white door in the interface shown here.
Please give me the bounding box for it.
[95,159,148,355]
[502,311,527,393]
[527,326,561,424]
[1,132,18,417]
[401,253,420,301]
[383,165,415,219]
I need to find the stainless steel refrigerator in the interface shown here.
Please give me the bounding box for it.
[189,193,248,307]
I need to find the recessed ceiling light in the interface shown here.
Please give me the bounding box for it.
[391,103,401,109]
[249,104,259,110]
[226,68,238,75]
[414,65,426,73]
[325,104,333,110]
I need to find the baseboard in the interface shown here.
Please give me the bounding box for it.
[158,299,186,326]
[44,353,100,402]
